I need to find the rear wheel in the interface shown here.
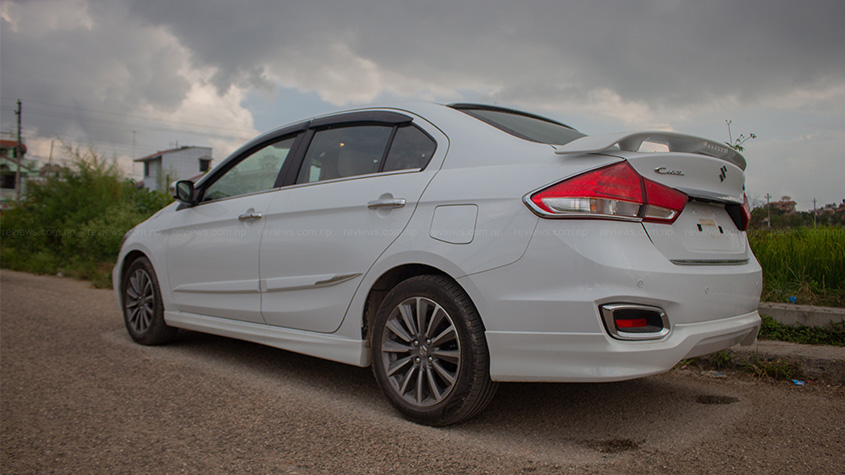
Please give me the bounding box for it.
[371,275,497,426]
[122,257,177,345]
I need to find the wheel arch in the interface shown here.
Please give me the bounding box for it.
[118,250,150,297]
[360,263,481,345]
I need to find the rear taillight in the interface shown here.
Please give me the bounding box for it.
[726,191,751,231]
[740,192,751,231]
[525,161,688,224]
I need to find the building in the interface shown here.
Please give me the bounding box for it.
[0,139,39,209]
[770,196,797,213]
[821,200,845,214]
[133,146,213,192]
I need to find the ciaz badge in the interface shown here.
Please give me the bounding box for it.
[655,167,685,176]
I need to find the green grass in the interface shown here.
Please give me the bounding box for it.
[748,227,845,307]
[758,314,845,347]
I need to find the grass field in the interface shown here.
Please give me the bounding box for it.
[748,226,845,307]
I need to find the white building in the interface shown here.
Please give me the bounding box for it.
[134,146,213,192]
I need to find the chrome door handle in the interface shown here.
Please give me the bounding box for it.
[238,211,263,221]
[367,198,406,209]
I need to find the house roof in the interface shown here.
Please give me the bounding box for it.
[0,139,27,154]
[133,145,211,162]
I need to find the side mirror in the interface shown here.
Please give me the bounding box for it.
[172,180,196,205]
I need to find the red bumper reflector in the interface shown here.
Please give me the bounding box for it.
[616,318,648,328]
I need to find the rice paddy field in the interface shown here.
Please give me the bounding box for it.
[748,226,845,307]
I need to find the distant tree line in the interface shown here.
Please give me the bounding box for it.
[749,205,845,229]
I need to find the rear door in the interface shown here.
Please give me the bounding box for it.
[258,113,444,333]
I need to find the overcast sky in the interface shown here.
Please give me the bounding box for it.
[2,0,844,210]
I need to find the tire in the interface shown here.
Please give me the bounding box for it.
[371,275,497,426]
[121,257,178,345]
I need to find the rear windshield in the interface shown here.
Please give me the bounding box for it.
[451,105,585,145]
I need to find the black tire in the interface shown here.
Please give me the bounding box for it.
[121,257,178,345]
[371,275,497,426]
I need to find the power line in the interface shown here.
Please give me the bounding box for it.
[1,98,257,135]
[2,105,255,143]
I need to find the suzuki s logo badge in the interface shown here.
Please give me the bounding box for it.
[654,167,685,176]
[719,165,728,182]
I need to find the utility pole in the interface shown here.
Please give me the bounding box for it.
[813,198,817,228]
[14,100,23,203]
[765,193,772,228]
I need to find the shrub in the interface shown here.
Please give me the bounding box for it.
[0,144,171,287]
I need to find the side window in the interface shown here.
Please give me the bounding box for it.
[296,125,393,184]
[203,136,295,202]
[383,125,436,172]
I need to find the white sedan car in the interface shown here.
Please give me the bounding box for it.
[114,102,762,425]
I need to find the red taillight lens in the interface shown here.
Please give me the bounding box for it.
[527,161,687,223]
[740,192,751,231]
[642,177,689,223]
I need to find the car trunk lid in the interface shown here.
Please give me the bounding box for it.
[553,131,751,264]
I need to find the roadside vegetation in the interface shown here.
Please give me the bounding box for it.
[748,226,845,307]
[677,316,843,382]
[679,349,806,382]
[758,314,845,347]
[0,145,171,288]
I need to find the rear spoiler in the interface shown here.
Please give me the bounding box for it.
[552,131,746,170]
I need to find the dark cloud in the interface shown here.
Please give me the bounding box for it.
[1,1,193,155]
[121,0,845,107]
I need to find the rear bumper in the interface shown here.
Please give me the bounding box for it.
[487,311,760,382]
[458,219,762,382]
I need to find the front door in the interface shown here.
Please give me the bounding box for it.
[166,136,297,323]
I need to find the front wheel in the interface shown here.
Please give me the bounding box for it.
[122,257,178,345]
[371,275,497,426]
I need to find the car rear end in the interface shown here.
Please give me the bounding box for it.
[446,107,762,382]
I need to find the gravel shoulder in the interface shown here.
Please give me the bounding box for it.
[2,270,843,474]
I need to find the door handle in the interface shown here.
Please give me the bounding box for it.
[367,198,406,209]
[238,211,263,221]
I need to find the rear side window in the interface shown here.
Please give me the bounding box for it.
[295,123,436,184]
[452,105,585,145]
[383,125,436,172]
[296,126,393,184]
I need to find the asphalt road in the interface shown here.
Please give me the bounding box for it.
[2,270,843,474]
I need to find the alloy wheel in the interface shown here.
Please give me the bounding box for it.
[380,296,461,407]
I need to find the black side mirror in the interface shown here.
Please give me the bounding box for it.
[172,180,196,205]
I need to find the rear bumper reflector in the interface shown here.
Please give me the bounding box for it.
[600,304,670,341]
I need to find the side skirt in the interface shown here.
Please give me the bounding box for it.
[164,310,369,367]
